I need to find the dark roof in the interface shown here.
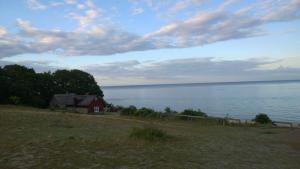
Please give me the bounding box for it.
[50,94,99,107]
[77,95,97,106]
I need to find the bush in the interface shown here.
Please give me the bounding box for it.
[120,105,137,116]
[164,107,177,114]
[181,109,207,117]
[121,106,164,118]
[8,96,21,105]
[129,126,170,141]
[254,113,272,124]
[135,107,163,118]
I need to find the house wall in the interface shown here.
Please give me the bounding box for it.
[88,98,104,113]
[75,107,88,114]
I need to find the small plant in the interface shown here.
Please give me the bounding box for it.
[129,126,170,141]
[8,96,21,105]
[181,109,207,117]
[254,113,272,124]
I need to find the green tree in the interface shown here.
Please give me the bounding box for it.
[53,69,103,96]
[0,64,104,108]
[2,65,36,105]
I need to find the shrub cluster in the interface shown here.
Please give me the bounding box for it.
[181,109,207,117]
[120,106,208,119]
[120,105,137,116]
[120,106,166,118]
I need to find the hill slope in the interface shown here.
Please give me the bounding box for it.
[0,105,299,169]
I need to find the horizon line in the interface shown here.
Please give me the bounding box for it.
[102,79,300,88]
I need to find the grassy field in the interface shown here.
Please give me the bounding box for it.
[0,105,299,169]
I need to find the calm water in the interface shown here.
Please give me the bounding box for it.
[103,81,300,122]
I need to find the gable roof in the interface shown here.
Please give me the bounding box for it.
[50,93,76,106]
[50,94,99,107]
[77,95,97,106]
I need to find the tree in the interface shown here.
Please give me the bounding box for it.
[2,65,36,105]
[0,64,104,108]
[254,113,272,124]
[53,69,103,97]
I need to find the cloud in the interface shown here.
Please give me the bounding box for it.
[0,60,59,73]
[132,7,144,15]
[17,19,38,33]
[65,0,77,5]
[1,57,299,86]
[144,0,300,48]
[260,0,300,22]
[167,0,205,18]
[144,8,263,47]
[0,19,162,58]
[67,0,104,29]
[27,0,47,10]
[0,26,7,37]
[0,0,300,58]
[84,57,300,86]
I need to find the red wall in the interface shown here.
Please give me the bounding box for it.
[87,98,104,113]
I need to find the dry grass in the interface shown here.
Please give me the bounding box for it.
[0,105,299,169]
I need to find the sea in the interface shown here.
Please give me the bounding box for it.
[102,80,300,123]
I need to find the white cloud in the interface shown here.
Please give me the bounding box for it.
[0,26,7,37]
[27,0,47,10]
[17,18,38,33]
[0,0,300,58]
[0,19,160,58]
[67,0,104,29]
[69,9,101,28]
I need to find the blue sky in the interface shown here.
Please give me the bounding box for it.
[0,0,300,86]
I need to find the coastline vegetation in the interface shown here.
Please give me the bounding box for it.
[120,105,207,119]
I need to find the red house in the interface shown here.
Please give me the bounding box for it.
[50,93,105,114]
[87,98,105,113]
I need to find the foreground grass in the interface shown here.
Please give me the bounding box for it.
[0,105,299,169]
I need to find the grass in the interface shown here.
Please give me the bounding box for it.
[129,126,171,141]
[0,105,300,169]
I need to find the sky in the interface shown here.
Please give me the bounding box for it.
[0,0,300,86]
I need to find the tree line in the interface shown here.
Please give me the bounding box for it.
[0,64,103,108]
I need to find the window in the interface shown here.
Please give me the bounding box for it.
[94,106,99,113]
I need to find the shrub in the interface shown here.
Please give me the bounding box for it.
[135,107,155,117]
[165,107,171,113]
[254,113,272,124]
[8,96,21,105]
[121,106,165,118]
[129,126,170,141]
[181,109,207,117]
[164,107,177,114]
[135,107,163,118]
[120,105,137,116]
